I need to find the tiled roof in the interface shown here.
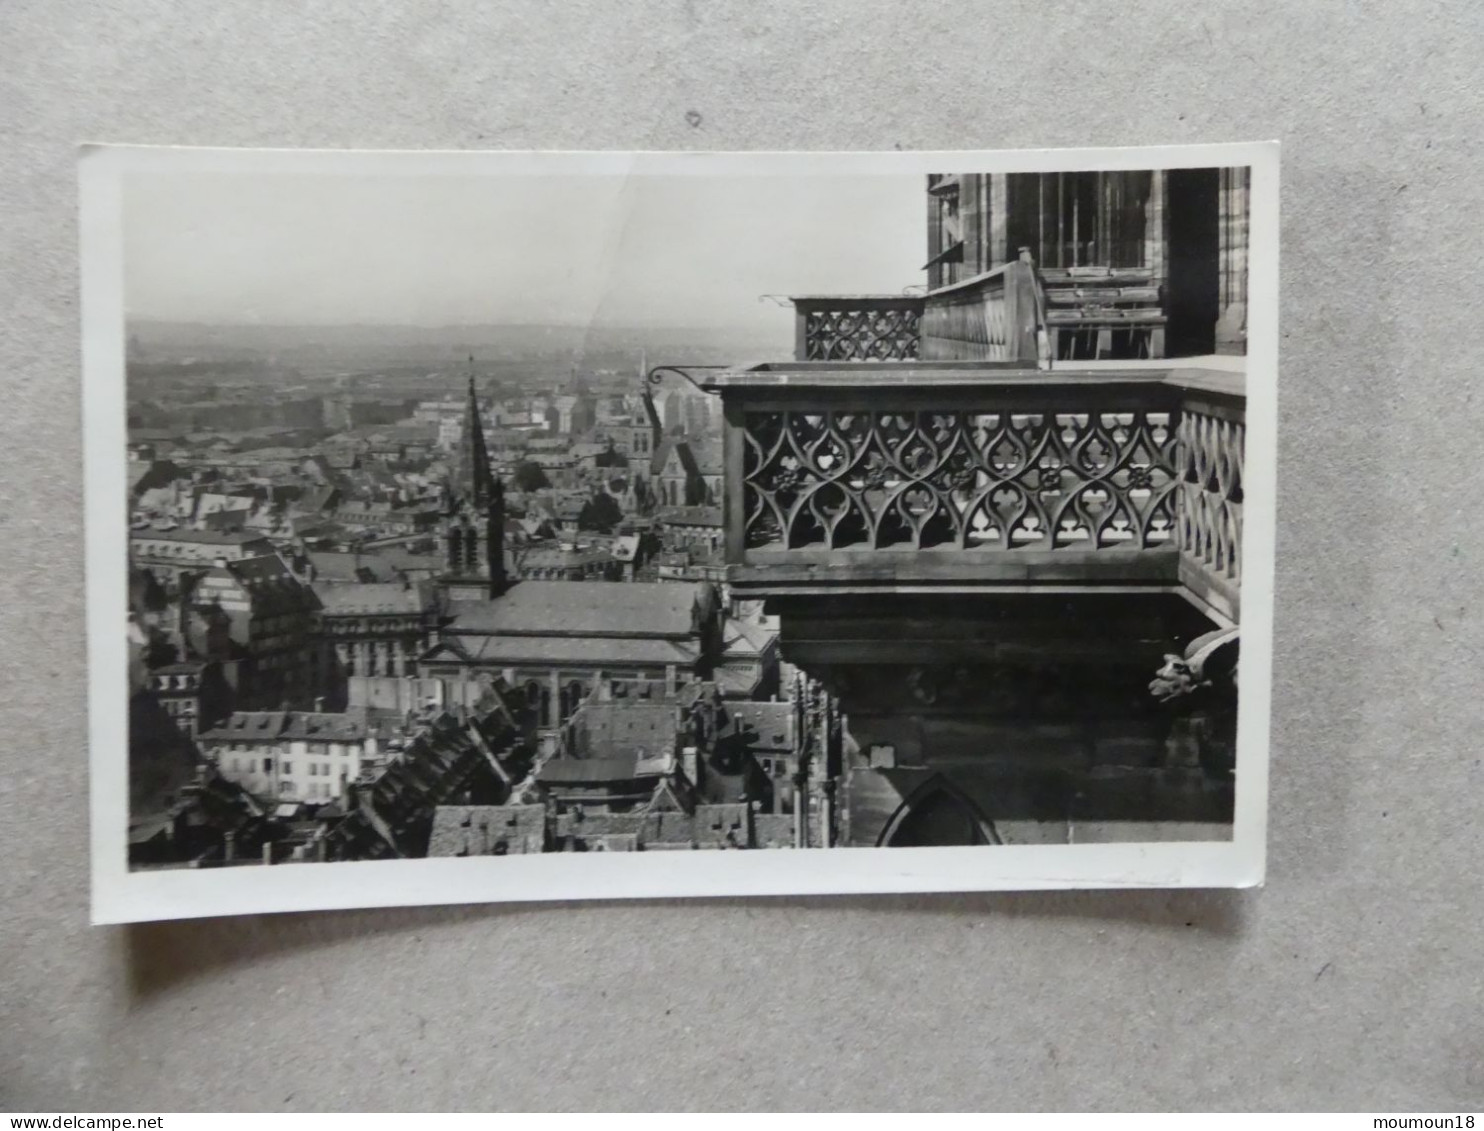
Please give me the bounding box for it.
[195,492,256,513]
[222,554,298,585]
[294,486,340,514]
[213,555,321,614]
[199,710,288,741]
[199,709,379,743]
[537,757,656,784]
[444,581,706,639]
[314,581,431,615]
[376,545,443,573]
[279,713,372,742]
[129,528,270,546]
[752,813,795,848]
[561,803,750,849]
[692,803,751,843]
[201,507,252,528]
[714,665,762,698]
[234,446,307,461]
[570,700,680,759]
[307,551,398,583]
[722,617,778,655]
[335,501,395,517]
[446,636,700,668]
[519,545,612,569]
[556,811,646,839]
[720,701,795,752]
[658,505,723,527]
[427,804,546,856]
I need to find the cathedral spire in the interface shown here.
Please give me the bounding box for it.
[439,356,507,603]
[453,356,495,508]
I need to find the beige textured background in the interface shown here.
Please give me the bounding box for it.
[3,0,1482,1112]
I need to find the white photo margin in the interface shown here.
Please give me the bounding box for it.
[81,142,1280,924]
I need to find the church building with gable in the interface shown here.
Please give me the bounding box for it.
[416,367,722,729]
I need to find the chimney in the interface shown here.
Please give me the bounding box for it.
[261,841,274,866]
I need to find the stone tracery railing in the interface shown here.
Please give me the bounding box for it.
[740,407,1179,554]
[1175,396,1244,614]
[701,363,1245,619]
[791,296,924,362]
[790,262,1045,365]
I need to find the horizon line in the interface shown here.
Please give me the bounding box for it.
[127,317,791,331]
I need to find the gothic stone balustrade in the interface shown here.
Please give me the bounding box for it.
[701,362,1244,623]
[790,262,1044,366]
[791,295,925,362]
[917,261,1043,363]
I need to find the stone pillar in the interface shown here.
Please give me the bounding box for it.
[1145,170,1167,279]
[925,177,942,291]
[548,668,561,727]
[988,173,1009,269]
[960,174,982,277]
[1216,166,1250,355]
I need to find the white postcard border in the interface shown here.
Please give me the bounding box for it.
[82,142,1279,924]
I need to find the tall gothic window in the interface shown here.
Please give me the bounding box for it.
[1007,170,1153,270]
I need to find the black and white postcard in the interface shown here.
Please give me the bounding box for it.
[80,144,1279,922]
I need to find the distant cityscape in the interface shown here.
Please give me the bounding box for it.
[126,321,813,865]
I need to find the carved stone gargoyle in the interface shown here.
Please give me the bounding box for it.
[1150,627,1240,707]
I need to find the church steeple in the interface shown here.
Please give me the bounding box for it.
[439,356,507,603]
[453,357,495,509]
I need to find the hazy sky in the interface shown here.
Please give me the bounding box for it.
[122,168,927,331]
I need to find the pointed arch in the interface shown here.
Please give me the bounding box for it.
[876,774,1003,848]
